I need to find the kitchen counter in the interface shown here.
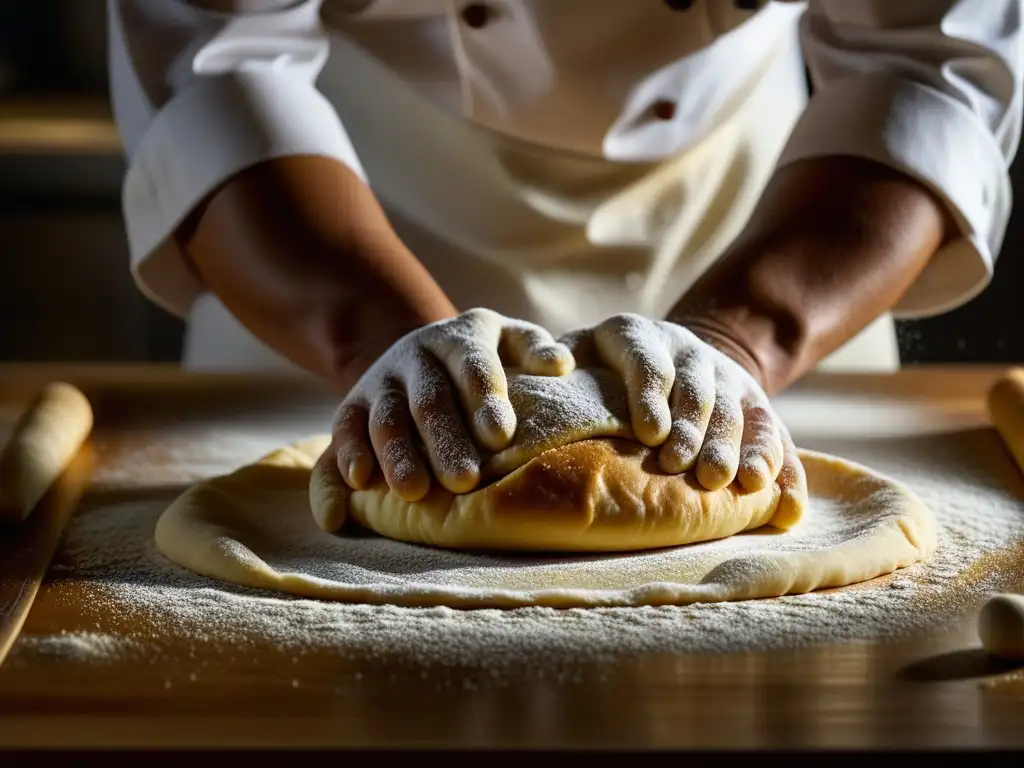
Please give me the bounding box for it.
[0,363,1022,750]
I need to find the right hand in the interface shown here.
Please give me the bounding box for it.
[330,308,575,501]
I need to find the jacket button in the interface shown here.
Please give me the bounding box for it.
[664,0,695,10]
[651,99,677,121]
[461,3,492,28]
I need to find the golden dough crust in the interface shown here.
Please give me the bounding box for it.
[326,438,790,553]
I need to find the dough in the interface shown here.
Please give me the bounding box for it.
[0,382,93,524]
[339,437,786,553]
[154,437,936,608]
[979,593,1024,659]
[315,368,803,553]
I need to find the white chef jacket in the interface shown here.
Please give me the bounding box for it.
[107,0,1024,375]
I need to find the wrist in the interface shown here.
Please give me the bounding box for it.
[667,157,948,395]
[321,293,456,393]
[667,310,786,394]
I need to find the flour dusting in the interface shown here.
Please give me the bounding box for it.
[8,421,1021,681]
[18,631,142,665]
[487,368,633,475]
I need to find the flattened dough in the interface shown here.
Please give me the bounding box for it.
[154,436,937,608]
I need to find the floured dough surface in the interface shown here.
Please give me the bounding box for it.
[154,434,937,608]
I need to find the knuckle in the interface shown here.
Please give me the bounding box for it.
[332,402,361,429]
[602,312,645,337]
[702,445,737,470]
[461,307,497,330]
[644,362,675,388]
[460,355,502,393]
[669,418,703,449]
[519,328,551,349]
[332,411,368,443]
[371,392,405,429]
[673,369,713,403]
[410,389,448,421]
[739,442,770,464]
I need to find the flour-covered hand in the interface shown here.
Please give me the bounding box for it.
[332,308,574,501]
[559,313,805,517]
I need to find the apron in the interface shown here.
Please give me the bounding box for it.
[182,16,899,375]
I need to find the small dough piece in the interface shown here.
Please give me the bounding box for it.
[154,436,936,609]
[0,382,93,524]
[979,593,1024,660]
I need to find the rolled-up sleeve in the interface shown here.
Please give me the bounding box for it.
[108,0,366,318]
[776,0,1024,317]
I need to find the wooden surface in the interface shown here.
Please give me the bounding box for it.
[0,363,1022,750]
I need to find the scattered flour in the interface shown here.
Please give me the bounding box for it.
[18,631,142,665]
[9,421,1022,682]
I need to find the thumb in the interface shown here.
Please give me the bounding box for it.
[310,440,350,533]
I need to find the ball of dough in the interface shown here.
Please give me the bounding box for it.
[313,368,807,554]
[978,593,1024,659]
[321,438,797,553]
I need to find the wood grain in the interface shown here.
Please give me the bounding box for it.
[0,364,1021,749]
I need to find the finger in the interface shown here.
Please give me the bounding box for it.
[735,402,785,493]
[368,386,431,502]
[658,350,716,474]
[501,322,575,376]
[772,428,808,529]
[311,440,349,533]
[407,354,482,494]
[593,315,674,447]
[425,315,517,453]
[695,374,744,491]
[453,342,516,452]
[331,402,375,490]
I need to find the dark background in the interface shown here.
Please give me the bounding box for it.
[0,2,1019,365]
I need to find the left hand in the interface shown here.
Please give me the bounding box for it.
[559,314,806,518]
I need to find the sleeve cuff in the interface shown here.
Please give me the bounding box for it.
[122,69,367,319]
[776,73,1010,318]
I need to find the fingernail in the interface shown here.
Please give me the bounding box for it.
[475,397,516,448]
[347,459,363,487]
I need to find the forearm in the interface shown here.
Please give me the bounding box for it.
[667,156,952,394]
[178,155,457,391]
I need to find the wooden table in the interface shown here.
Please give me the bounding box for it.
[0,363,1022,750]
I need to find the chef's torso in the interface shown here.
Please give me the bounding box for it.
[113,0,899,372]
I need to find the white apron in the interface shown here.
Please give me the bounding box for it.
[181,17,899,375]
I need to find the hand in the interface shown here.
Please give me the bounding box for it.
[331,308,575,501]
[559,313,806,519]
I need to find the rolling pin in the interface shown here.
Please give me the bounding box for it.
[986,368,1024,480]
[982,369,1024,660]
[0,381,94,525]
[0,380,95,667]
